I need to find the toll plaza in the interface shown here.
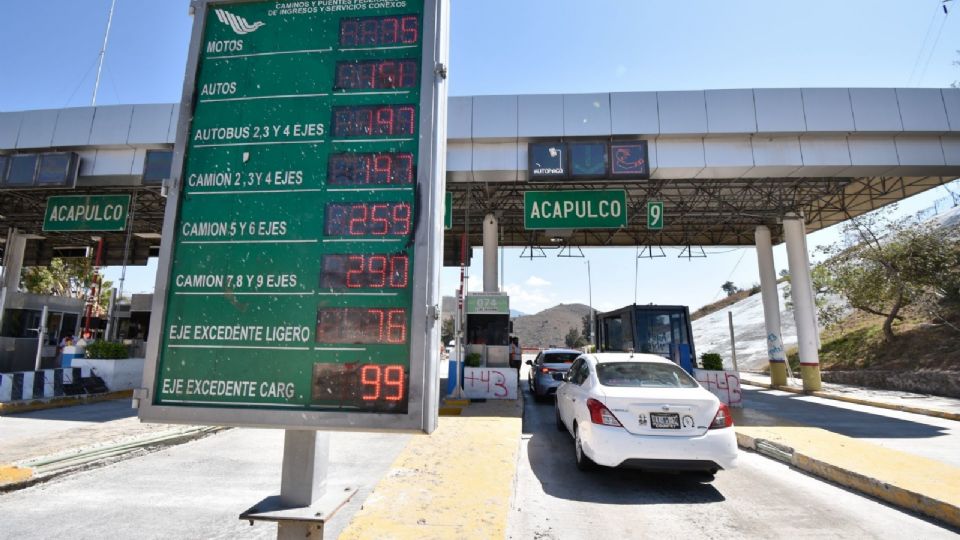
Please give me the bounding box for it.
[2,37,960,539]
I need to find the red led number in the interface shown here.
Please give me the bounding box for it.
[326,203,412,237]
[328,153,414,186]
[340,15,419,48]
[360,365,405,402]
[367,308,406,344]
[332,105,416,138]
[341,254,408,289]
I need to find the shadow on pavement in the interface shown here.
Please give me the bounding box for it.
[7,399,135,423]
[740,388,949,439]
[521,389,726,505]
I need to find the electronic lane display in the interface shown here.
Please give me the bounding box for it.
[141,0,447,432]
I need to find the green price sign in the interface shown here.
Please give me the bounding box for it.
[647,201,664,230]
[43,195,130,232]
[140,0,448,433]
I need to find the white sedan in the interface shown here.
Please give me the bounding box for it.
[555,352,738,474]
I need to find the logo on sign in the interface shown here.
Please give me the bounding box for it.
[214,9,265,35]
[533,147,564,175]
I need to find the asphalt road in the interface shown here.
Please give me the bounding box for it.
[508,386,959,540]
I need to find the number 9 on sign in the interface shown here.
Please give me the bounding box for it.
[647,201,664,230]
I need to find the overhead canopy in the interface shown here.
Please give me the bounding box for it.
[1,89,958,264]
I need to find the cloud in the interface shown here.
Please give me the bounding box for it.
[525,275,551,287]
[504,283,557,315]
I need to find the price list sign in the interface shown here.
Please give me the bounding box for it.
[140,0,448,433]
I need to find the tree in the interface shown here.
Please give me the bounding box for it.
[440,317,454,344]
[564,327,584,348]
[721,281,740,296]
[20,258,113,315]
[815,209,960,341]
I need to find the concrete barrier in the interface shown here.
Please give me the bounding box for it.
[0,368,87,402]
[70,358,144,392]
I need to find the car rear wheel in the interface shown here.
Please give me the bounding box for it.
[574,424,596,472]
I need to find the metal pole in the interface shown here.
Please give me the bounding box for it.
[117,191,137,302]
[35,306,49,371]
[587,260,594,346]
[727,311,739,373]
[276,430,327,539]
[105,288,118,341]
[92,0,118,106]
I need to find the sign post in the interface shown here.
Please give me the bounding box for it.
[138,0,448,535]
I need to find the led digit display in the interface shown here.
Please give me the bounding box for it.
[328,153,415,186]
[321,254,410,289]
[311,363,408,413]
[339,15,420,48]
[332,105,417,138]
[324,202,412,237]
[316,308,408,344]
[334,59,419,90]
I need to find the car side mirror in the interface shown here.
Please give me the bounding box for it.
[552,372,565,382]
[525,360,533,366]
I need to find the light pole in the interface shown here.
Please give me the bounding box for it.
[586,260,595,347]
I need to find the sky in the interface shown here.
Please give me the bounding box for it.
[1,0,959,314]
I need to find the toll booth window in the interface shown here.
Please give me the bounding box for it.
[603,317,624,351]
[634,311,689,357]
[143,150,173,184]
[6,154,38,186]
[466,315,509,346]
[36,153,74,185]
[0,155,8,184]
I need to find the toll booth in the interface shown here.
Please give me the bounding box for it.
[464,292,511,366]
[0,292,85,372]
[595,304,696,373]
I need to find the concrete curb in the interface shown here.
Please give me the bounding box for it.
[741,379,960,422]
[736,431,960,529]
[0,425,223,492]
[339,398,523,539]
[0,390,134,416]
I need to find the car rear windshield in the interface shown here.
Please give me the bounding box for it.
[596,362,699,388]
[543,353,579,364]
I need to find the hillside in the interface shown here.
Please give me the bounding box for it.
[512,303,592,349]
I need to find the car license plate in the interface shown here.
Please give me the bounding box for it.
[649,413,680,429]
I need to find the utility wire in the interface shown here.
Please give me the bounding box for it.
[906,2,941,85]
[710,248,748,302]
[917,7,951,85]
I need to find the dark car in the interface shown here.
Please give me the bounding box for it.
[526,348,581,401]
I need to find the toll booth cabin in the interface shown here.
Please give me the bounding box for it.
[596,304,696,372]
[0,292,85,372]
[464,292,511,367]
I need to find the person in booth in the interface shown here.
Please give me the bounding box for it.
[509,336,522,380]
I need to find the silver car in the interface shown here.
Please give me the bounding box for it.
[526,348,581,401]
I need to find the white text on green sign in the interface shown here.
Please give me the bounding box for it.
[43,195,130,232]
[524,190,627,229]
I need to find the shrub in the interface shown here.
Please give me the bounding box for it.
[465,352,482,367]
[85,340,129,359]
[700,352,724,371]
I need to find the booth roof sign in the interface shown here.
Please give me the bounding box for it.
[466,293,509,314]
[43,194,130,232]
[524,189,627,230]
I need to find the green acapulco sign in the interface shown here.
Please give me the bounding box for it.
[151,0,429,416]
[524,190,627,230]
[466,294,510,314]
[43,195,130,232]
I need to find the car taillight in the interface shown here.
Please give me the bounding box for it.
[710,403,734,429]
[540,367,552,374]
[586,398,623,427]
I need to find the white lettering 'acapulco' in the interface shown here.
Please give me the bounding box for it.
[214,9,265,35]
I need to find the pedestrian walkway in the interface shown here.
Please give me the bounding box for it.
[734,383,960,529]
[740,372,960,420]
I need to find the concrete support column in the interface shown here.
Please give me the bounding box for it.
[755,225,788,386]
[482,213,498,292]
[783,214,821,392]
[0,228,27,333]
